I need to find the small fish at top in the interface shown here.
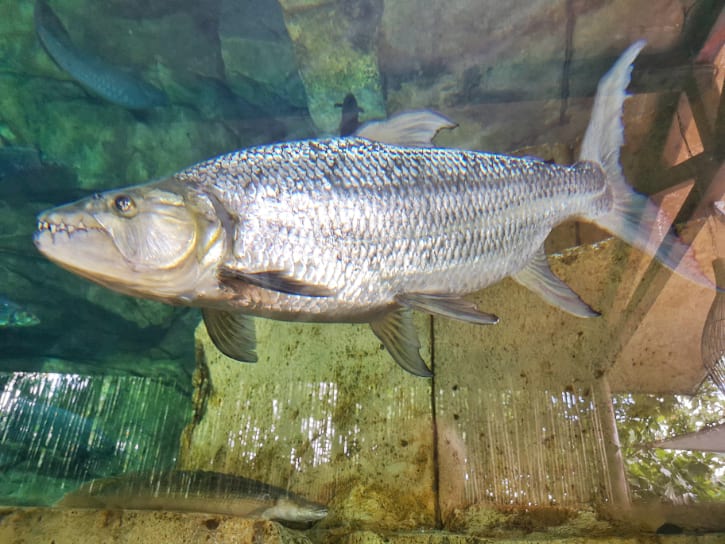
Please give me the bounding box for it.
[335,93,364,136]
[56,470,328,525]
[34,41,719,377]
[34,0,168,111]
[0,297,40,328]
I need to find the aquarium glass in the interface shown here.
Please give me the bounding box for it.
[0,0,723,538]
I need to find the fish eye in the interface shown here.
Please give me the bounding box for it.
[113,194,137,217]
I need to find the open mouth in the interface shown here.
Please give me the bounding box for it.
[34,211,116,270]
[34,207,112,259]
[35,212,106,240]
[37,218,84,234]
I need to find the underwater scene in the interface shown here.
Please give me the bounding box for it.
[0,0,724,542]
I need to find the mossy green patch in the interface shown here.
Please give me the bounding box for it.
[281,3,385,132]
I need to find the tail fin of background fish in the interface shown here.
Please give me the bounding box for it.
[580,40,719,291]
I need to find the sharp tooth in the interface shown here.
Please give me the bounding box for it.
[50,224,57,234]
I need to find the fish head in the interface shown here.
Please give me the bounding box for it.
[34,179,227,302]
[262,497,328,524]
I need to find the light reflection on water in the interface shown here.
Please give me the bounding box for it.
[0,372,189,505]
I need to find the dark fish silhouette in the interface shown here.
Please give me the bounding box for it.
[34,0,168,110]
[335,93,364,136]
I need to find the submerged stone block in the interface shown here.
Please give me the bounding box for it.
[0,508,312,544]
[180,316,435,530]
[278,0,386,133]
[219,0,308,113]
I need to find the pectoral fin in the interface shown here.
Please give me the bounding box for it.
[218,266,334,297]
[396,293,499,324]
[370,309,432,377]
[202,308,258,362]
[355,110,457,147]
[513,247,599,317]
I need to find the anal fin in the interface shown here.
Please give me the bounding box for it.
[202,308,258,362]
[513,247,599,317]
[396,293,498,324]
[370,309,431,377]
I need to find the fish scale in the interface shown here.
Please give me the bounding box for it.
[183,139,608,312]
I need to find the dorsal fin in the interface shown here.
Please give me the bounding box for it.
[355,110,457,147]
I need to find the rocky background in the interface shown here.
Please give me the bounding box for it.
[0,0,315,386]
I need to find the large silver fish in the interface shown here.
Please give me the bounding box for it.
[34,42,715,376]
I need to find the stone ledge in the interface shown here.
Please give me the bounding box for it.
[0,507,312,544]
[1,507,724,544]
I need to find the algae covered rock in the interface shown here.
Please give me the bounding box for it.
[219,0,308,115]
[0,510,314,544]
[0,0,295,379]
[278,0,386,133]
[1,0,299,191]
[378,0,713,153]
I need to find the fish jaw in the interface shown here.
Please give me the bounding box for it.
[35,209,133,287]
[34,180,227,303]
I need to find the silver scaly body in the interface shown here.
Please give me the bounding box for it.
[180,139,610,322]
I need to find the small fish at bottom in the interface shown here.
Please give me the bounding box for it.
[56,470,328,525]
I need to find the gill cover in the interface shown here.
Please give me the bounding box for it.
[94,189,197,270]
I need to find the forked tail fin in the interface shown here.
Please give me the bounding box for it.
[581,40,718,290]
